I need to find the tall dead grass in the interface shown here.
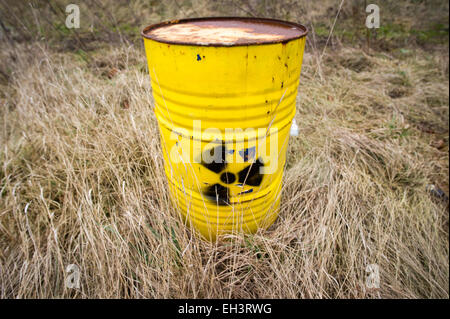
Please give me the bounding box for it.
[0,36,448,298]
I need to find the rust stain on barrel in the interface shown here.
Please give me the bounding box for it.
[142,17,307,47]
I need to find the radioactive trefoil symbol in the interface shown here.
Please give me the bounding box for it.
[200,143,264,206]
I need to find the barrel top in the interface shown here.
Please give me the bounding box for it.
[142,17,307,46]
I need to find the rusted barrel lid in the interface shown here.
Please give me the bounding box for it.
[141,17,308,46]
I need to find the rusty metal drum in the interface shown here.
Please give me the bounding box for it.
[142,17,307,240]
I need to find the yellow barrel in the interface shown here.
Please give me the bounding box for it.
[142,17,307,240]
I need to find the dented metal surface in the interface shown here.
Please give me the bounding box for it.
[142,17,307,239]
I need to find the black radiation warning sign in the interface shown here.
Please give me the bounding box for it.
[199,142,265,206]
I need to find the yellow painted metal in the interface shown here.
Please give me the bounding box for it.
[142,19,307,240]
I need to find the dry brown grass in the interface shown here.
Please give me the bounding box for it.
[0,0,449,299]
[0,39,448,298]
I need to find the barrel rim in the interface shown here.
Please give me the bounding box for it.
[141,16,308,47]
